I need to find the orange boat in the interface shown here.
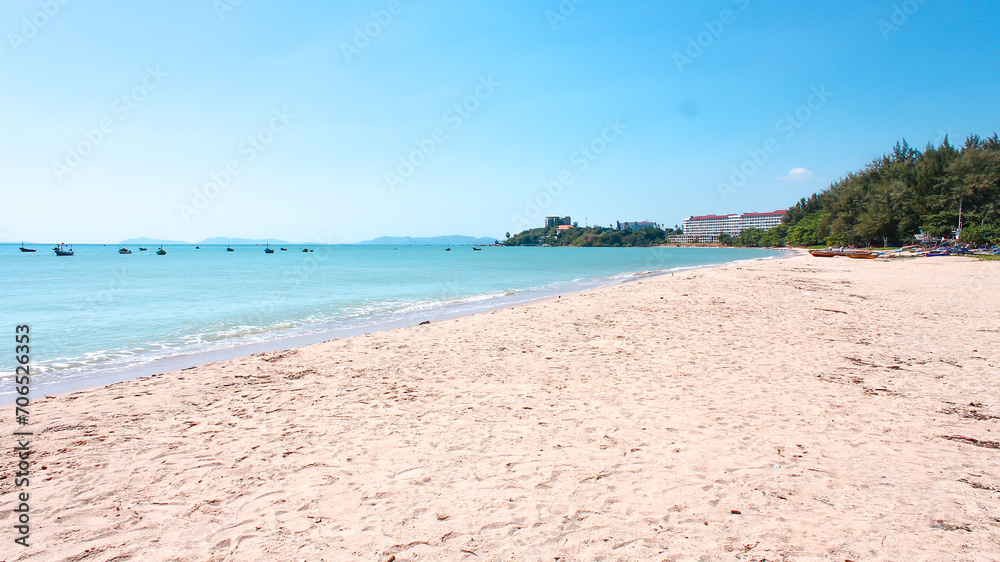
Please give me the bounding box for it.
[809,249,839,257]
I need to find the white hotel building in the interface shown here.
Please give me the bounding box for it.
[678,210,787,242]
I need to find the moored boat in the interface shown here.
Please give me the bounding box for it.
[53,243,74,256]
[118,247,132,254]
[19,242,36,253]
[156,245,167,255]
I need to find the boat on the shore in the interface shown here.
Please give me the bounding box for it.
[809,249,839,257]
[53,243,74,256]
[844,251,877,259]
[809,247,879,259]
[19,242,36,253]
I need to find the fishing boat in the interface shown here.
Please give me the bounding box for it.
[473,247,482,251]
[227,246,235,252]
[844,251,877,259]
[19,242,36,253]
[156,245,167,255]
[302,248,308,252]
[139,247,147,251]
[118,247,133,255]
[280,247,288,251]
[445,247,451,251]
[264,244,274,254]
[53,243,74,256]
[809,249,839,257]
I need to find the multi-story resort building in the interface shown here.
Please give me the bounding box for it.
[674,210,786,242]
[544,216,572,228]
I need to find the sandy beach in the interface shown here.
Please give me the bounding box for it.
[3,254,999,561]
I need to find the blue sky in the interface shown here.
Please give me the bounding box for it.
[2,0,998,243]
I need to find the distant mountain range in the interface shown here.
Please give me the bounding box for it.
[119,237,191,245]
[357,235,498,246]
[114,235,498,246]
[198,237,292,245]
[120,237,292,245]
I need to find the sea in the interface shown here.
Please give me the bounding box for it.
[2,243,780,400]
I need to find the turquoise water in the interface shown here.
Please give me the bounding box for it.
[2,244,777,397]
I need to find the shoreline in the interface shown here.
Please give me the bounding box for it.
[2,249,795,403]
[5,253,997,560]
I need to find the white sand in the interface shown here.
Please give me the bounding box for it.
[3,255,999,561]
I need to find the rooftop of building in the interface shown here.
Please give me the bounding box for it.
[685,210,787,221]
[687,214,733,221]
[742,210,787,217]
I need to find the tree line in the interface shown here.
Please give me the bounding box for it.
[504,224,683,247]
[768,134,1000,247]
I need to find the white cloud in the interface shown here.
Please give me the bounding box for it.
[776,167,814,181]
